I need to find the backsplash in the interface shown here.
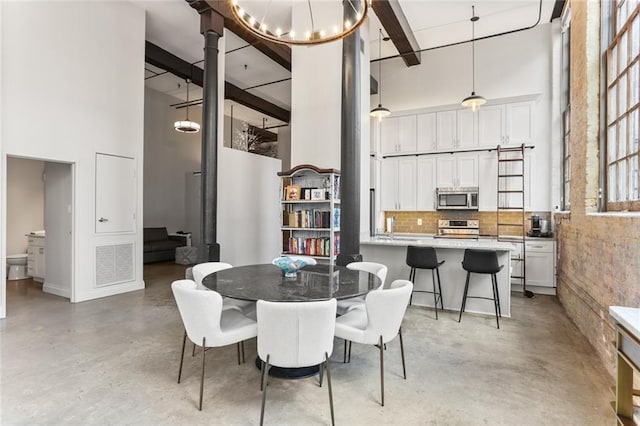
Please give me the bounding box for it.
[383,211,552,236]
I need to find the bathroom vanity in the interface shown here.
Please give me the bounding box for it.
[27,233,45,283]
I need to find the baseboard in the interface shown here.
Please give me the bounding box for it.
[74,280,145,303]
[43,282,71,298]
[511,284,557,296]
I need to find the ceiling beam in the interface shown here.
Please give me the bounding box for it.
[186,0,292,71]
[371,0,421,67]
[145,41,290,123]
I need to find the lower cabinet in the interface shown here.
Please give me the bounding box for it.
[27,236,45,283]
[511,240,555,295]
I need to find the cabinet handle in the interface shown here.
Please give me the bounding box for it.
[98,217,109,223]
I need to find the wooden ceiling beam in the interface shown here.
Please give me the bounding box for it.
[145,41,290,123]
[371,0,421,67]
[186,0,292,72]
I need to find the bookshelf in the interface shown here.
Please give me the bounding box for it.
[278,164,340,264]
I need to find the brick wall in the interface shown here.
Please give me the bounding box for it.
[556,0,640,378]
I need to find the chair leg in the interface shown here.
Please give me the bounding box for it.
[319,359,324,387]
[348,340,352,363]
[178,330,187,384]
[493,274,502,317]
[379,335,385,407]
[325,353,335,426]
[241,340,246,363]
[436,267,444,310]
[491,274,500,329]
[199,337,206,411]
[408,268,415,305]
[260,359,265,391]
[260,355,270,426]
[343,339,348,363]
[399,327,407,380]
[236,342,241,365]
[192,342,196,357]
[431,269,438,320]
[458,272,471,323]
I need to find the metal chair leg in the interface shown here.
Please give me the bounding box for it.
[431,269,438,319]
[260,359,265,391]
[236,342,241,365]
[399,327,407,380]
[343,339,348,363]
[408,268,415,305]
[379,335,385,406]
[458,272,471,323]
[241,341,246,363]
[319,359,324,387]
[260,355,270,426]
[436,267,444,310]
[178,331,187,384]
[325,353,335,426]
[348,340,352,363]
[491,274,500,329]
[493,274,502,317]
[192,342,196,357]
[199,337,206,411]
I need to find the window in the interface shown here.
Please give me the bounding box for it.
[606,0,640,210]
[563,108,571,210]
[561,7,571,210]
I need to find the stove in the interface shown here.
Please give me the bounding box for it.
[436,219,480,239]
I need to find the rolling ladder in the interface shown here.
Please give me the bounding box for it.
[496,144,533,298]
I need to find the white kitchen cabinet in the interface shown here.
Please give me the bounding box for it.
[380,157,417,211]
[27,235,45,283]
[436,110,476,150]
[525,240,555,289]
[416,157,437,211]
[478,153,498,211]
[380,116,417,154]
[416,113,437,152]
[478,101,533,147]
[436,154,478,188]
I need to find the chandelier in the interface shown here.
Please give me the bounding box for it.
[230,0,368,46]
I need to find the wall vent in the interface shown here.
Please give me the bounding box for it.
[95,243,134,287]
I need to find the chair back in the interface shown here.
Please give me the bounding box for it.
[257,299,337,368]
[192,262,233,289]
[346,261,388,290]
[406,246,439,269]
[171,279,224,346]
[461,249,502,274]
[364,280,413,344]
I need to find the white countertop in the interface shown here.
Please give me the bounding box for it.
[360,235,516,251]
[610,306,640,338]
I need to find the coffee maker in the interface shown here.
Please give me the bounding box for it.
[529,214,542,237]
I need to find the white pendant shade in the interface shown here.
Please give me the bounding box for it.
[370,104,391,121]
[174,120,201,133]
[461,92,487,112]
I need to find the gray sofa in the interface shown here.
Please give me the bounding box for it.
[143,227,187,264]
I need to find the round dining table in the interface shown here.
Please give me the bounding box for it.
[201,263,382,302]
[201,263,382,378]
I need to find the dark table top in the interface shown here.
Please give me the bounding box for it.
[201,264,381,302]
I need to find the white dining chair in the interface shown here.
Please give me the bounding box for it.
[257,299,337,426]
[192,262,255,314]
[334,279,413,406]
[336,262,388,316]
[171,279,258,411]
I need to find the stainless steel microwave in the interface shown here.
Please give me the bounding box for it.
[436,187,479,210]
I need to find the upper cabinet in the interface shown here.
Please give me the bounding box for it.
[436,154,478,188]
[416,113,437,152]
[436,110,476,150]
[380,157,417,211]
[479,101,533,147]
[380,115,417,155]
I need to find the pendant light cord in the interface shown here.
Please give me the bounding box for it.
[185,79,191,120]
[378,28,383,105]
[471,5,477,93]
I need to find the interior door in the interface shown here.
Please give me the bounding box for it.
[95,153,136,233]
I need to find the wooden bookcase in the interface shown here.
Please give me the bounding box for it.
[278,164,340,264]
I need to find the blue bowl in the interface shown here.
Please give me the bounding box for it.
[272,257,307,278]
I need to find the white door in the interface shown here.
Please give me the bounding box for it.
[478,105,505,147]
[380,117,398,154]
[95,153,136,233]
[506,102,533,145]
[416,157,437,211]
[380,159,398,210]
[457,154,478,187]
[397,158,417,210]
[397,115,417,152]
[416,113,437,152]
[456,109,476,148]
[436,111,457,149]
[436,156,456,187]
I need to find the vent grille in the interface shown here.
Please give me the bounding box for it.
[96,243,134,287]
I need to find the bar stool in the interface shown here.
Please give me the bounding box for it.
[406,246,445,319]
[458,249,503,329]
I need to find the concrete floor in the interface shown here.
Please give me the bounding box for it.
[2,262,614,425]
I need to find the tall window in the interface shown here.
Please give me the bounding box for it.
[606,0,640,210]
[561,7,571,210]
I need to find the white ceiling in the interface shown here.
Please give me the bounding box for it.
[138,0,558,129]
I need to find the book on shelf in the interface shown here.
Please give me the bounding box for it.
[284,209,332,229]
[333,208,340,228]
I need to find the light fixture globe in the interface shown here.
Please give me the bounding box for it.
[461,92,486,112]
[370,104,391,121]
[174,120,201,133]
[230,0,368,46]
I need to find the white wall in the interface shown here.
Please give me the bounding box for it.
[6,158,44,254]
[43,162,73,298]
[144,88,201,233]
[1,1,146,307]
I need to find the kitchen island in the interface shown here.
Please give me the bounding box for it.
[360,235,516,318]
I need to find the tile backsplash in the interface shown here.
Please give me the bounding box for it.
[383,211,552,236]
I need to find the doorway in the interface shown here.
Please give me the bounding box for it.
[4,156,74,313]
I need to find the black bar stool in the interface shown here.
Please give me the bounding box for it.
[458,249,503,329]
[406,246,444,319]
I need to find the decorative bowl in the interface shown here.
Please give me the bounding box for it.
[272,257,307,278]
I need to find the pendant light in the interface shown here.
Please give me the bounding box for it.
[461,6,486,112]
[174,79,201,133]
[370,28,391,121]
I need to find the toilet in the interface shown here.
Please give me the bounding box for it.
[6,254,29,280]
